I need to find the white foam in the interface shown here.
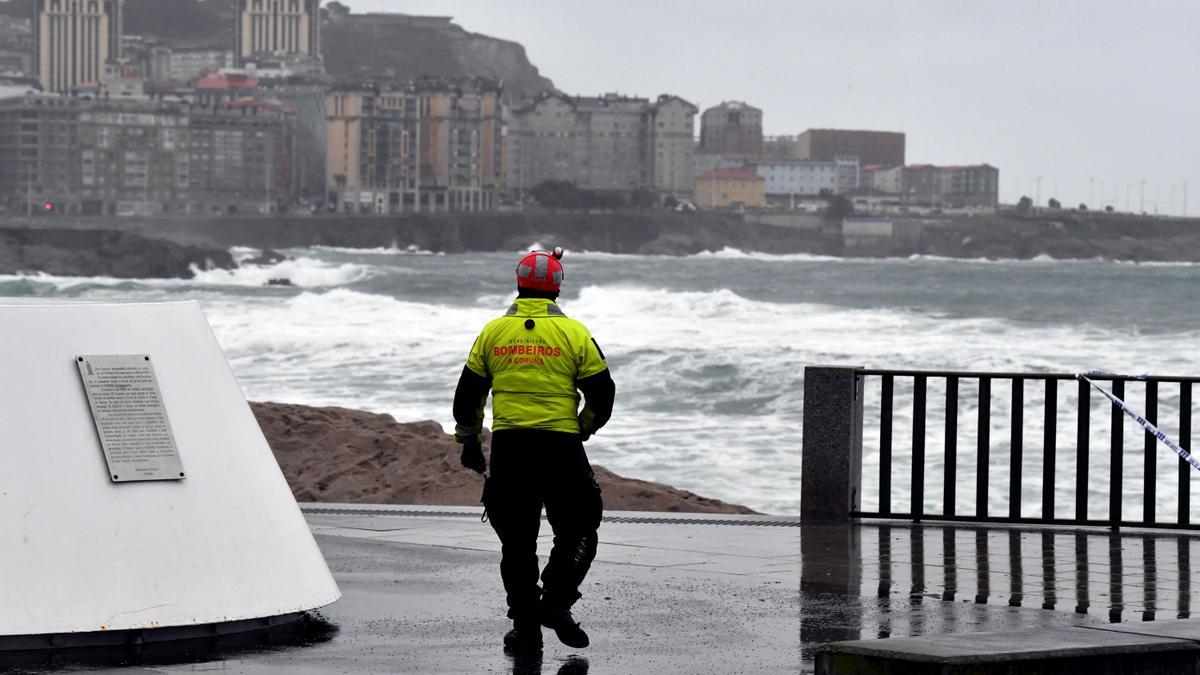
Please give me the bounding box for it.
[196,281,1200,516]
[189,256,375,288]
[573,247,843,263]
[689,247,843,263]
[310,244,439,256]
[10,248,1200,517]
[0,271,143,290]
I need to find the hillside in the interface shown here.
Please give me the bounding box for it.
[0,1,555,101]
[321,15,554,102]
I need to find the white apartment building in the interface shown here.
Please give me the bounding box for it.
[752,156,859,196]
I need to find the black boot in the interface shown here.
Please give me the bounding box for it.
[537,602,589,648]
[503,619,543,652]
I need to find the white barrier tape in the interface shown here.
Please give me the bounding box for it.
[1078,374,1200,473]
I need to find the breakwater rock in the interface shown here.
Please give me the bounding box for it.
[0,227,235,278]
[81,211,832,258]
[921,213,1200,262]
[252,401,758,514]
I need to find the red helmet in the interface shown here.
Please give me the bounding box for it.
[516,248,564,292]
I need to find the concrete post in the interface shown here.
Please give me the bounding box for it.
[801,366,864,523]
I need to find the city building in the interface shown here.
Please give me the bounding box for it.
[506,92,697,197]
[752,156,861,197]
[149,47,234,83]
[194,71,261,105]
[797,129,905,167]
[33,0,124,93]
[325,77,503,213]
[235,0,321,64]
[753,160,837,196]
[416,77,504,212]
[691,152,743,180]
[650,96,698,196]
[258,76,330,200]
[0,93,80,213]
[698,101,763,157]
[861,164,903,194]
[693,168,765,209]
[77,97,188,216]
[72,95,296,216]
[763,135,802,159]
[902,164,999,208]
[185,100,297,215]
[0,15,34,76]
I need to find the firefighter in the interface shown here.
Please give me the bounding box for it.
[453,248,615,652]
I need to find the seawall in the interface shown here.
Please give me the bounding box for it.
[5,210,1200,262]
[0,211,833,257]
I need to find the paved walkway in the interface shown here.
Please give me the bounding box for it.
[12,509,1200,673]
[293,504,801,674]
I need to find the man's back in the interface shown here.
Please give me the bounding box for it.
[466,298,607,434]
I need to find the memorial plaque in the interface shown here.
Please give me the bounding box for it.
[76,355,185,482]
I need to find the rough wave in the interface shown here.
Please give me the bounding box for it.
[190,256,375,288]
[310,244,439,256]
[6,247,1200,516]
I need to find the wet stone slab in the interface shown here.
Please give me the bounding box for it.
[816,626,1200,674]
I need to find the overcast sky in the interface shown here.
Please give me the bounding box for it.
[348,0,1199,212]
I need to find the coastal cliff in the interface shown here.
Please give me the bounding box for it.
[251,401,757,515]
[322,16,554,103]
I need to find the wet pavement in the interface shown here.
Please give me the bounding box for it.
[9,507,1200,673]
[3,505,798,674]
[801,521,1200,671]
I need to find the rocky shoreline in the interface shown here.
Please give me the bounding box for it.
[251,401,758,515]
[0,227,234,278]
[920,213,1200,262]
[3,210,1200,281]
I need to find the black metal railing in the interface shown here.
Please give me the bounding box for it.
[852,369,1200,530]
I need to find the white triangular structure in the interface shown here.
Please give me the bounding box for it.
[0,301,340,636]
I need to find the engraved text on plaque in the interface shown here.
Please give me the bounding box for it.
[76,355,185,482]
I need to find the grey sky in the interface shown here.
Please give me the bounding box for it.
[349,0,1199,212]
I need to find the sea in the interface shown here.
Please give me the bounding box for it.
[4,245,1200,518]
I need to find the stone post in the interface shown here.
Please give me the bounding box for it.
[801,366,864,523]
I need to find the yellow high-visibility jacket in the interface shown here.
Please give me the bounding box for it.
[464,298,608,434]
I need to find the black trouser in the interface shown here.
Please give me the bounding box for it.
[485,430,603,623]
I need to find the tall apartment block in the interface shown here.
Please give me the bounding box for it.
[76,98,297,216]
[506,92,697,196]
[698,101,763,157]
[235,0,321,63]
[33,0,123,93]
[325,77,503,213]
[0,94,80,213]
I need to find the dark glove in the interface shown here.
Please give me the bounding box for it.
[460,438,486,475]
[578,409,595,442]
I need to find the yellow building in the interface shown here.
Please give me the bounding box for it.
[325,78,503,214]
[34,0,123,93]
[417,79,502,212]
[694,169,766,209]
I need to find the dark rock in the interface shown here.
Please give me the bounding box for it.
[251,401,758,514]
[0,227,235,278]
